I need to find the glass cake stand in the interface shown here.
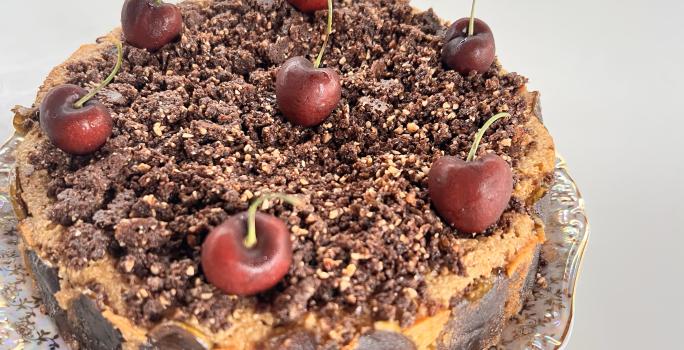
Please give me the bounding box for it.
[0,133,589,350]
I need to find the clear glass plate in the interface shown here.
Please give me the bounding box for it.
[0,133,588,350]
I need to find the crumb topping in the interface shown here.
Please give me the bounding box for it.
[28,0,530,342]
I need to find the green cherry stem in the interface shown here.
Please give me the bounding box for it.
[313,0,334,69]
[73,39,123,109]
[466,112,510,162]
[468,0,477,37]
[244,193,303,248]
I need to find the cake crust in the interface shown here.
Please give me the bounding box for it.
[12,0,555,349]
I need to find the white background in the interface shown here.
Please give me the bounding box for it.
[1,1,683,349]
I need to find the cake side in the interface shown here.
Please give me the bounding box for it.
[12,0,556,349]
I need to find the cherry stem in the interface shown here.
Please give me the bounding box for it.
[244,193,303,249]
[313,0,334,69]
[468,0,477,37]
[466,112,510,162]
[73,39,123,109]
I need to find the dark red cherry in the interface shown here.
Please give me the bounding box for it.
[39,84,113,155]
[286,0,328,13]
[201,212,292,296]
[441,18,496,74]
[428,154,513,233]
[276,56,341,127]
[121,0,183,51]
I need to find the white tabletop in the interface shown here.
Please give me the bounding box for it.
[1,1,683,349]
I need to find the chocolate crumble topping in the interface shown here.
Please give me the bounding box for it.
[29,0,533,343]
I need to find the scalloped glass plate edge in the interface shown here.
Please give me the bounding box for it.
[498,156,589,349]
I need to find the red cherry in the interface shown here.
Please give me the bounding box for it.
[39,84,113,155]
[441,18,496,74]
[201,212,293,296]
[286,0,328,13]
[428,154,513,233]
[276,56,341,127]
[121,0,183,51]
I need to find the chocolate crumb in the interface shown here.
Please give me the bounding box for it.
[61,222,110,268]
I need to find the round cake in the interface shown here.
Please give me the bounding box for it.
[11,0,555,349]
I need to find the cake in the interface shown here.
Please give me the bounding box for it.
[10,0,555,349]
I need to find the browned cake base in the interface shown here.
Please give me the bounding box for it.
[11,0,555,349]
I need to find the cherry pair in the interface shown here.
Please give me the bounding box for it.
[429,1,512,233]
[203,114,516,298]
[203,0,340,296]
[279,0,499,128]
